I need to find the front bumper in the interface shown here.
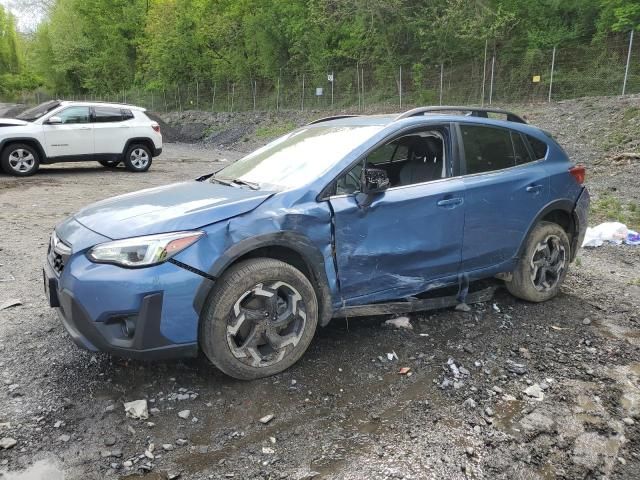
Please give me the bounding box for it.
[44,253,200,360]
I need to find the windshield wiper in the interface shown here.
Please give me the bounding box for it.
[231,178,260,190]
[210,176,238,188]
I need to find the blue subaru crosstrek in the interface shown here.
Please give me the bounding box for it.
[44,107,589,379]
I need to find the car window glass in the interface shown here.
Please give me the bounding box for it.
[57,106,90,124]
[527,135,548,160]
[512,132,533,165]
[461,125,514,174]
[335,161,363,195]
[367,143,396,165]
[94,107,123,123]
[122,109,134,120]
[392,144,409,162]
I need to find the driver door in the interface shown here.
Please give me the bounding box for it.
[43,106,94,158]
[328,125,465,304]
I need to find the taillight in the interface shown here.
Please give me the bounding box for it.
[569,165,585,185]
[152,124,161,134]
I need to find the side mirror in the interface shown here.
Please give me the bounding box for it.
[46,116,62,125]
[362,167,390,194]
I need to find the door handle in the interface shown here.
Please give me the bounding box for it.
[437,197,463,208]
[526,184,543,193]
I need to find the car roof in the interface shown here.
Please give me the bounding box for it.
[58,100,146,111]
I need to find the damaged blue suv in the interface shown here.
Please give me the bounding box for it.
[44,107,589,379]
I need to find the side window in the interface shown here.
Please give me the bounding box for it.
[367,143,396,166]
[512,132,533,165]
[335,161,363,195]
[460,124,514,174]
[121,109,134,120]
[526,135,548,160]
[93,106,123,123]
[57,106,90,124]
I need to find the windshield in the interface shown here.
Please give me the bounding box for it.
[16,101,61,122]
[214,125,383,190]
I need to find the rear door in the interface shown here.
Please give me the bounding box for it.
[457,123,549,272]
[92,106,131,154]
[42,106,94,158]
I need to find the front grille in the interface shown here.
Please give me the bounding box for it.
[48,231,71,276]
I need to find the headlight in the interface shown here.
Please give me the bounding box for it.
[87,231,204,268]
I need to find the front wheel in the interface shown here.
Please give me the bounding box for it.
[123,144,152,172]
[506,221,571,302]
[1,143,40,176]
[200,258,318,380]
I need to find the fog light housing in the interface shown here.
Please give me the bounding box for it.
[121,317,136,338]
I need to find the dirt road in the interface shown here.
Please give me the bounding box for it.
[1,104,640,479]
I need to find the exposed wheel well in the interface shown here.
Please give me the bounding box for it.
[541,209,575,242]
[125,139,155,155]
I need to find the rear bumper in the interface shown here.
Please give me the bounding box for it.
[571,186,590,261]
[153,146,162,157]
[44,257,198,360]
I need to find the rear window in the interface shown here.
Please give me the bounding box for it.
[527,135,548,160]
[512,132,533,165]
[93,107,123,123]
[460,124,514,174]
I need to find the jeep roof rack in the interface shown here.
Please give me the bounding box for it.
[308,114,360,125]
[395,106,527,124]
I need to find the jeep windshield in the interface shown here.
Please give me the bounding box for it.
[16,100,61,122]
[213,125,384,191]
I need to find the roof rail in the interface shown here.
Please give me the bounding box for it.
[308,114,360,125]
[395,106,526,124]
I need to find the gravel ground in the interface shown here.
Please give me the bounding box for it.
[1,96,640,480]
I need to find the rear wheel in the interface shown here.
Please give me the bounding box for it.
[200,258,318,380]
[123,144,152,172]
[506,221,570,302]
[99,160,120,168]
[1,143,40,176]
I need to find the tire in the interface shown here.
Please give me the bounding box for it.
[506,221,571,302]
[99,160,121,168]
[0,143,40,176]
[200,258,319,380]
[123,144,152,172]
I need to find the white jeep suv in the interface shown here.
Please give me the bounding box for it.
[0,100,162,176]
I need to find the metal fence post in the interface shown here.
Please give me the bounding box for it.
[439,63,444,105]
[622,29,634,96]
[331,70,334,108]
[356,62,360,111]
[489,54,495,105]
[231,83,235,113]
[196,79,199,109]
[548,46,556,102]
[481,39,488,106]
[361,66,365,110]
[276,69,281,111]
[211,81,216,111]
[252,80,257,111]
[301,73,305,112]
[399,66,402,108]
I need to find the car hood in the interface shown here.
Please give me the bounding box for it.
[73,181,274,239]
[0,118,29,127]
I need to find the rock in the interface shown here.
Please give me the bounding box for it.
[123,460,133,468]
[0,437,17,449]
[53,420,63,428]
[105,404,115,413]
[262,446,275,454]
[463,398,477,409]
[485,407,495,417]
[465,446,475,456]
[385,316,413,329]
[177,410,191,419]
[149,407,161,415]
[623,417,635,426]
[124,399,149,420]
[162,443,174,451]
[58,434,71,442]
[582,318,591,325]
[175,439,188,446]
[506,360,528,375]
[520,411,555,436]
[519,347,532,359]
[104,436,117,447]
[492,386,503,394]
[523,384,545,401]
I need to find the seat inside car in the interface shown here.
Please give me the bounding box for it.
[398,136,444,186]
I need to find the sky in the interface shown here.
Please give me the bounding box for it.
[0,0,45,32]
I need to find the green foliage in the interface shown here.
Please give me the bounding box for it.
[254,121,296,139]
[591,193,640,230]
[1,0,637,99]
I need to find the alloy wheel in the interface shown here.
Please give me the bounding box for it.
[226,281,307,368]
[130,148,149,169]
[8,149,35,173]
[530,235,566,291]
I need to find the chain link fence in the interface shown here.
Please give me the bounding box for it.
[10,33,639,113]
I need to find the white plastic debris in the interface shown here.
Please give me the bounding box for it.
[582,222,639,247]
[384,316,413,330]
[124,400,149,420]
[386,351,399,361]
[259,414,274,424]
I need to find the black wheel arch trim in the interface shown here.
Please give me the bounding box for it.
[192,232,334,328]
[516,198,581,261]
[123,137,158,156]
[0,137,47,163]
